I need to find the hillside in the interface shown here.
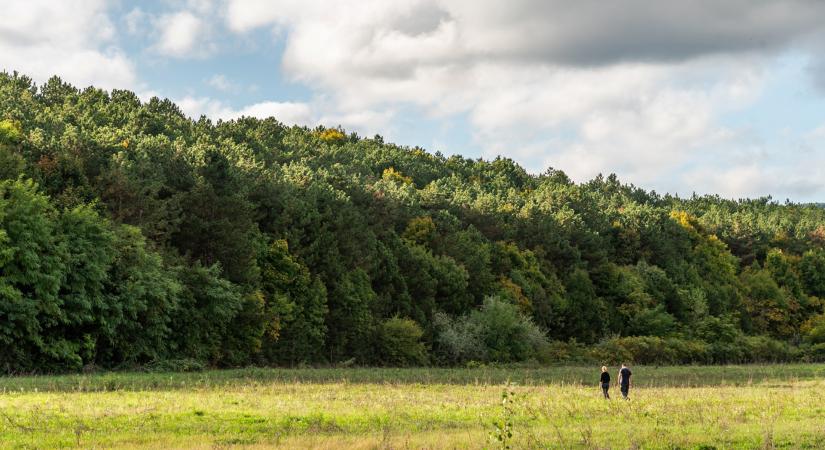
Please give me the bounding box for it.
[1,72,825,372]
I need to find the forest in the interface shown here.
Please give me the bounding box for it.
[2,71,825,373]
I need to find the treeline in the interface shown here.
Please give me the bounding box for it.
[1,72,825,373]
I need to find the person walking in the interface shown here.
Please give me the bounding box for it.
[600,366,611,399]
[618,363,632,400]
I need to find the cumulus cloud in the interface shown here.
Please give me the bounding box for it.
[220,0,825,199]
[123,7,147,35]
[206,74,236,91]
[154,11,208,58]
[177,95,314,125]
[0,0,136,90]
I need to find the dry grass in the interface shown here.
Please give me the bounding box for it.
[0,366,823,449]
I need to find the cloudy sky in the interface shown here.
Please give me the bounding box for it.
[3,0,825,201]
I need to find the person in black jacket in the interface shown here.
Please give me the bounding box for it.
[600,366,610,399]
[618,363,632,399]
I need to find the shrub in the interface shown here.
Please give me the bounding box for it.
[626,306,676,337]
[741,336,794,363]
[591,336,709,365]
[806,343,825,362]
[432,312,486,365]
[535,340,592,364]
[374,317,428,366]
[433,297,548,364]
[469,296,547,363]
[801,313,825,344]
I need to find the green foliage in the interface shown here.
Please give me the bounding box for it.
[258,240,328,364]
[0,179,65,371]
[801,313,825,344]
[469,297,548,363]
[431,312,487,365]
[588,334,796,365]
[489,382,517,449]
[0,142,24,180]
[592,336,709,365]
[562,269,607,343]
[740,265,793,338]
[800,249,825,297]
[382,166,413,185]
[169,263,248,365]
[327,268,376,362]
[402,215,437,245]
[432,298,548,364]
[373,317,428,366]
[100,225,180,364]
[0,72,824,372]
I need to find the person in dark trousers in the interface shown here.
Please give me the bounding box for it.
[618,363,632,399]
[600,366,610,399]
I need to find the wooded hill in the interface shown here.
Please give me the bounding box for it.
[2,72,825,372]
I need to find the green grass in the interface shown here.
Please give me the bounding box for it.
[0,365,823,448]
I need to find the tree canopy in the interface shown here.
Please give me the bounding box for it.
[2,71,825,371]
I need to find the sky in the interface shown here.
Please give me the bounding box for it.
[2,0,825,201]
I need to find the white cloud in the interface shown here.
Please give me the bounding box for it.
[221,0,825,199]
[186,0,216,15]
[0,0,136,90]
[809,123,825,140]
[684,163,825,200]
[154,11,207,58]
[236,101,313,124]
[176,96,314,125]
[206,74,236,91]
[124,7,147,35]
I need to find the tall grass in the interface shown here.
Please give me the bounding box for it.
[0,365,822,448]
[0,363,822,392]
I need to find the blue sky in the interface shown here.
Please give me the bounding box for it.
[3,0,825,201]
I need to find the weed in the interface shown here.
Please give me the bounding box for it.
[489,381,517,449]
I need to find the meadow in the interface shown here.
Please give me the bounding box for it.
[0,365,823,449]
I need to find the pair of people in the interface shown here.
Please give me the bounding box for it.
[599,364,631,399]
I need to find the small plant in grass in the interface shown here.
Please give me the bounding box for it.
[489,381,518,449]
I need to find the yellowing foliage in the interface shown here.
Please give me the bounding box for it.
[0,119,22,145]
[318,128,346,142]
[382,167,413,185]
[403,216,436,244]
[498,276,532,315]
[670,210,701,233]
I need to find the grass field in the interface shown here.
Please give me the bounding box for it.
[0,364,823,449]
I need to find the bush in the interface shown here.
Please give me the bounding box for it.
[592,336,663,365]
[535,340,593,364]
[801,313,825,344]
[591,336,709,365]
[470,296,548,363]
[374,317,428,366]
[433,297,548,364]
[588,334,798,365]
[432,312,487,365]
[806,343,825,362]
[741,336,794,363]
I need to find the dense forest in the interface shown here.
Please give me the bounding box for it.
[2,71,825,373]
